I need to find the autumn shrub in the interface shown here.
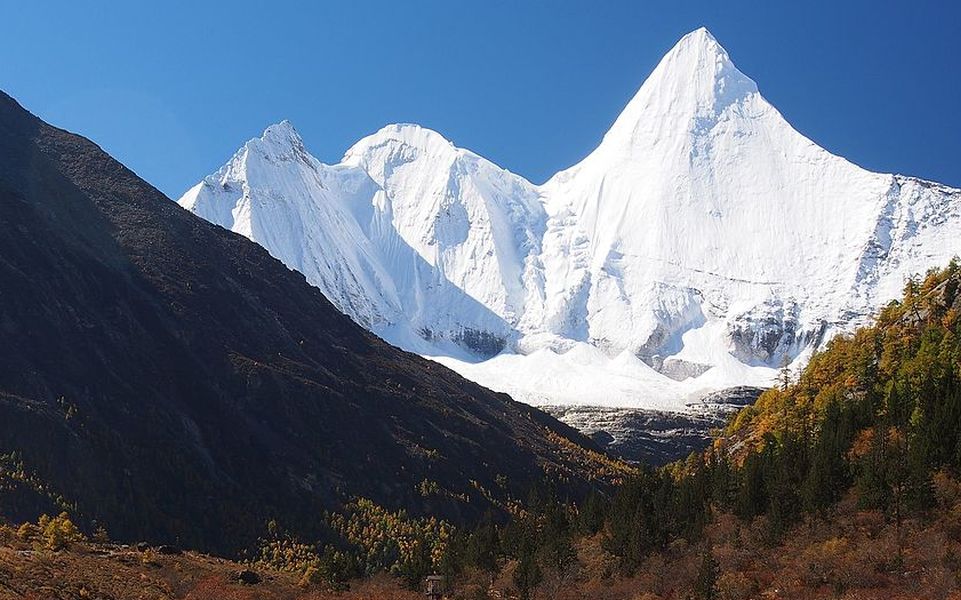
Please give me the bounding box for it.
[26,512,85,551]
[933,470,961,509]
[0,522,13,544]
[716,571,757,600]
[252,521,354,590]
[329,498,452,588]
[575,534,617,582]
[16,521,37,543]
[800,537,855,592]
[141,547,160,567]
[254,520,322,576]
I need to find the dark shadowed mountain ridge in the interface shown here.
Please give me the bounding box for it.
[0,91,611,555]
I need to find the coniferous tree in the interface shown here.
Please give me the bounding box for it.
[802,396,852,514]
[577,490,608,535]
[693,547,719,600]
[513,537,542,600]
[465,515,499,574]
[736,451,766,520]
[764,433,804,538]
[539,499,576,575]
[708,452,736,511]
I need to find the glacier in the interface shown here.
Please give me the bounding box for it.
[179,27,961,412]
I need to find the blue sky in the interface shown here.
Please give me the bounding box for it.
[2,1,958,197]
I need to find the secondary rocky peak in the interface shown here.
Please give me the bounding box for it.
[337,123,469,194]
[245,119,311,164]
[342,122,459,167]
[262,119,303,143]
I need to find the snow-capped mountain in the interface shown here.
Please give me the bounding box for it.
[180,28,961,411]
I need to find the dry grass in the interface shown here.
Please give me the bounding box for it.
[0,533,421,600]
[4,488,961,599]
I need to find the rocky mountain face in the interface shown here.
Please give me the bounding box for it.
[0,91,610,555]
[543,387,762,465]
[180,28,961,412]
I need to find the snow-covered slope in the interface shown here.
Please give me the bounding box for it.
[180,121,520,356]
[180,28,961,411]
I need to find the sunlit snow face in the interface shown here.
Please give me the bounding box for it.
[179,28,961,412]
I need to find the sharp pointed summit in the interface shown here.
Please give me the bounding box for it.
[262,119,303,144]
[674,26,724,55]
[578,27,759,162]
[246,119,312,164]
[180,31,961,413]
[657,26,734,74]
[641,26,758,112]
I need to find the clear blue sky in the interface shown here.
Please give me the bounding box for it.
[2,1,959,197]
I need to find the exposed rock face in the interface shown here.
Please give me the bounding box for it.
[728,299,801,365]
[644,357,713,382]
[544,387,764,465]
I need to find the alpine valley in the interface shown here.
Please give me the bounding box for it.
[5,13,961,600]
[179,26,961,450]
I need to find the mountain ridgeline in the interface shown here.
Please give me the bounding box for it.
[181,28,961,411]
[0,90,616,555]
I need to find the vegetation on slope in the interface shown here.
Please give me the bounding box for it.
[3,262,959,599]
[215,261,961,598]
[429,260,961,597]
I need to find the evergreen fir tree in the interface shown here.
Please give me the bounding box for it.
[692,547,719,600]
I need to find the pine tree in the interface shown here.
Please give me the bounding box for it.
[693,547,719,600]
[778,355,793,391]
[736,451,765,520]
[465,515,499,573]
[513,537,542,600]
[802,396,851,514]
[578,491,607,535]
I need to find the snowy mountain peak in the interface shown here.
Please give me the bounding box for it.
[673,26,725,59]
[655,27,750,99]
[180,30,961,412]
[585,27,759,161]
[246,120,311,163]
[262,119,302,142]
[346,123,457,156]
[686,26,716,42]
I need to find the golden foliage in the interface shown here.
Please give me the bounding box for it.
[15,512,86,551]
[329,498,452,578]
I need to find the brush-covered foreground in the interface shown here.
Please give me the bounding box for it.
[5,491,961,599]
[0,522,420,600]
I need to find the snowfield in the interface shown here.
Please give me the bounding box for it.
[180,28,961,412]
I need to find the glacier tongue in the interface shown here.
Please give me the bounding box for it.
[179,28,961,411]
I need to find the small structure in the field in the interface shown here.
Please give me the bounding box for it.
[425,574,445,599]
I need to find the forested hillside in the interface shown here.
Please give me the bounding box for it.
[395,262,961,598]
[4,253,960,598]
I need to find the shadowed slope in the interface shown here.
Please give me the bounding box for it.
[0,91,608,555]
